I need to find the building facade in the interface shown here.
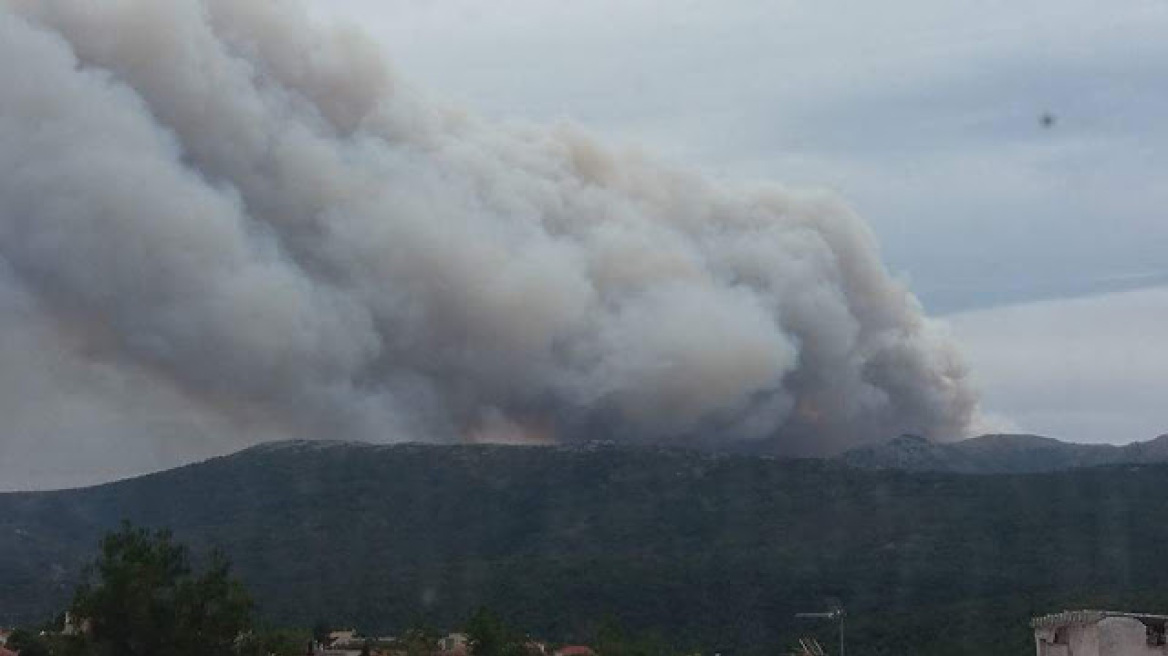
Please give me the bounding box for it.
[1033,610,1168,656]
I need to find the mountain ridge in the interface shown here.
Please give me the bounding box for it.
[837,432,1168,473]
[5,438,1168,655]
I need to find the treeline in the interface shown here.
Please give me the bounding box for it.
[9,443,1168,655]
[8,524,683,656]
[6,523,309,656]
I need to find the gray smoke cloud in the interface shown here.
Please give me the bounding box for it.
[0,0,978,485]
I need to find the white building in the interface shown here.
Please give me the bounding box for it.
[437,632,469,655]
[1033,610,1168,656]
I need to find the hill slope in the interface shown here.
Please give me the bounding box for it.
[4,440,1168,655]
[837,433,1168,473]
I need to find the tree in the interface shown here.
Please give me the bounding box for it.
[312,619,333,646]
[6,628,52,656]
[236,627,314,656]
[466,607,509,656]
[70,522,253,656]
[401,623,440,656]
[465,607,535,656]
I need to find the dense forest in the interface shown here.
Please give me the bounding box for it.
[4,440,1168,655]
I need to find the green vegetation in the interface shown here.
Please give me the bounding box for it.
[401,623,440,656]
[236,627,312,656]
[592,615,671,656]
[6,627,52,656]
[2,523,311,656]
[5,441,1168,655]
[465,607,535,656]
[70,523,252,656]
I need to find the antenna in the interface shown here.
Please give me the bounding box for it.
[789,637,826,656]
[795,604,845,656]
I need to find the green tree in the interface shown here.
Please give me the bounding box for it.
[593,615,629,656]
[466,607,503,656]
[236,627,313,656]
[6,628,52,656]
[402,623,440,656]
[466,607,532,656]
[70,522,253,656]
[312,620,333,646]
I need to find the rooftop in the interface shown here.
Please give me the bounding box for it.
[1032,610,1168,629]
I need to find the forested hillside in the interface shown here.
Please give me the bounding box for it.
[4,441,1168,655]
[839,432,1168,473]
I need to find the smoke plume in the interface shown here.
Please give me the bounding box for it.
[0,0,978,485]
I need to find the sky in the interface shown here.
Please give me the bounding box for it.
[0,0,1165,491]
[308,0,1168,444]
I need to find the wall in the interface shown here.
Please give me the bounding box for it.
[1097,617,1165,656]
[1035,618,1168,656]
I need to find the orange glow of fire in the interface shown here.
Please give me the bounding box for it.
[796,398,823,425]
[466,414,556,446]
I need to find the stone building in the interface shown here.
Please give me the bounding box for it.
[1033,610,1168,655]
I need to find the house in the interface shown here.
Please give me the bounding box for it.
[553,645,595,656]
[62,611,89,636]
[328,630,360,647]
[1033,610,1168,655]
[313,628,367,655]
[313,645,363,656]
[437,632,469,656]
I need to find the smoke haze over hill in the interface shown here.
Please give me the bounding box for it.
[0,0,978,487]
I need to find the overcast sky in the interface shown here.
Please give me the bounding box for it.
[1,1,1165,491]
[306,0,1167,445]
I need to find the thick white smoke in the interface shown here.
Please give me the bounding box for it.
[0,0,977,484]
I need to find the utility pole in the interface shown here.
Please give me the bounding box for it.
[795,605,845,656]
